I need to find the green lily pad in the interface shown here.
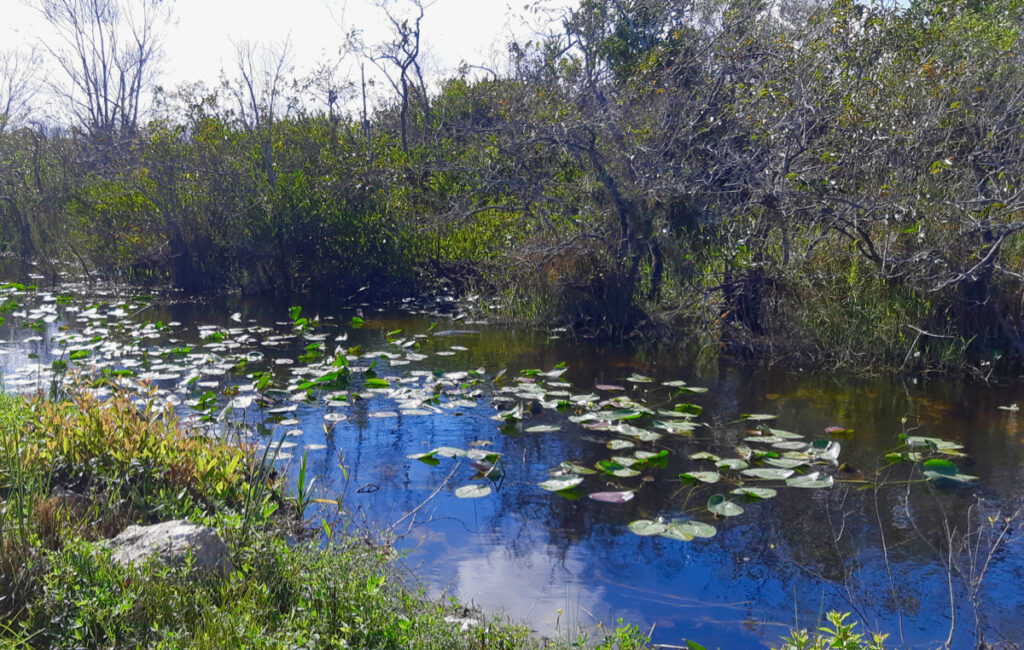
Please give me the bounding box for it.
[689,452,721,462]
[716,458,749,471]
[730,486,778,499]
[763,458,807,469]
[628,519,668,536]
[680,471,721,484]
[524,424,561,433]
[740,413,777,421]
[606,439,636,450]
[660,520,717,541]
[741,467,795,480]
[786,473,834,489]
[707,494,744,517]
[538,476,585,492]
[559,462,597,475]
[455,484,491,498]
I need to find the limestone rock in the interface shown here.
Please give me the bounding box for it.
[106,519,234,576]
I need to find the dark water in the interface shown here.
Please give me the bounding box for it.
[1,274,1022,649]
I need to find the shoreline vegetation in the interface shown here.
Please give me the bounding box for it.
[0,384,887,649]
[0,0,1022,377]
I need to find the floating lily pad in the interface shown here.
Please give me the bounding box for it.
[730,486,778,499]
[539,476,585,492]
[680,471,721,484]
[524,424,561,433]
[454,484,491,498]
[627,373,654,383]
[606,439,635,450]
[740,413,777,421]
[588,490,635,503]
[628,519,668,536]
[768,428,805,439]
[716,458,749,471]
[741,467,795,480]
[786,472,834,489]
[634,449,668,461]
[764,458,807,469]
[559,462,597,475]
[689,451,721,462]
[660,520,717,541]
[707,494,744,517]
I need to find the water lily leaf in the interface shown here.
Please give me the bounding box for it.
[634,449,668,461]
[905,436,964,454]
[707,494,744,517]
[716,458,749,471]
[539,476,584,492]
[524,424,561,433]
[809,440,841,461]
[823,426,853,434]
[740,413,777,421]
[628,519,668,536]
[606,439,635,450]
[680,471,720,484]
[604,408,644,421]
[596,384,625,391]
[741,467,795,480]
[673,403,703,416]
[745,435,785,444]
[559,462,597,475]
[610,455,641,467]
[364,378,390,388]
[773,441,809,451]
[588,490,635,503]
[627,373,654,383]
[455,484,491,498]
[433,446,466,458]
[677,386,709,394]
[660,520,717,541]
[654,420,698,434]
[786,473,834,489]
[768,428,804,439]
[764,458,807,469]
[689,451,721,462]
[730,486,778,499]
[997,403,1019,411]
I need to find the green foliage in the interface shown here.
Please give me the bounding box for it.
[775,611,888,650]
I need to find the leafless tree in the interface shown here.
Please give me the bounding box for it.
[36,0,170,140]
[226,39,293,186]
[0,48,40,134]
[368,0,430,152]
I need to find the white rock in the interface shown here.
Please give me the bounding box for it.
[106,519,234,576]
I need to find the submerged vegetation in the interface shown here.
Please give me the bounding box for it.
[0,0,1023,373]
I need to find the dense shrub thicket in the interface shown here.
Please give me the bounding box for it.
[1,0,1023,372]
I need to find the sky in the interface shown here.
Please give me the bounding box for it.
[2,0,573,118]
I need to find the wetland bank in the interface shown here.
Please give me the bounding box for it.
[3,0,1024,646]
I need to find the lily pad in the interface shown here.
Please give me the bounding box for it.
[606,439,636,450]
[786,473,834,489]
[740,413,777,421]
[539,476,585,492]
[716,458,749,471]
[662,520,717,540]
[588,490,635,503]
[707,494,744,517]
[454,484,491,498]
[730,486,778,499]
[741,467,795,480]
[689,451,721,462]
[680,471,721,484]
[524,424,561,433]
[628,519,668,536]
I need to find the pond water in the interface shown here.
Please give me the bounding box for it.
[1,274,1022,648]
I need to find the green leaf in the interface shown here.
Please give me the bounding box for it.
[455,484,491,498]
[680,471,720,484]
[628,519,668,536]
[707,494,744,517]
[538,476,585,492]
